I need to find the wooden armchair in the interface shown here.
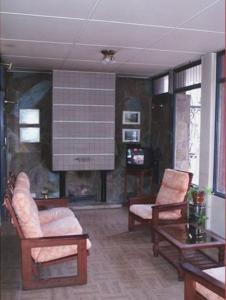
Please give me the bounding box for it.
[128,169,193,238]
[182,263,225,300]
[3,172,90,290]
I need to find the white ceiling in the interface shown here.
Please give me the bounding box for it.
[0,0,225,76]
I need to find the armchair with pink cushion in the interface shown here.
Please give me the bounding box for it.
[128,169,193,237]
[182,263,225,300]
[3,171,91,290]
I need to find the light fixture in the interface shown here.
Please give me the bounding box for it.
[101,49,116,64]
[0,62,13,71]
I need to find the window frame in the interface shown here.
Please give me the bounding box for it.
[151,72,170,96]
[173,60,202,183]
[213,50,225,198]
[174,60,202,93]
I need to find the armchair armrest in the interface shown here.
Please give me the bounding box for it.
[152,201,188,224]
[128,195,156,206]
[152,201,187,212]
[181,263,225,299]
[22,233,89,248]
[35,198,69,209]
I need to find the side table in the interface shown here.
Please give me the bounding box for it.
[124,167,152,200]
[189,203,206,224]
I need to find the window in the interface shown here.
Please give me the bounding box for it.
[152,73,169,95]
[174,61,202,184]
[213,51,225,197]
[19,109,40,143]
[175,64,201,89]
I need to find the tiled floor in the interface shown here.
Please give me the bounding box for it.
[1,207,184,300]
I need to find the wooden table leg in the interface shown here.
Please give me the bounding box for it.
[153,231,159,257]
[124,173,127,201]
[178,250,186,281]
[218,246,225,264]
[140,171,144,195]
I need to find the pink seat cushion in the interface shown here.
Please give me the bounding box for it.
[196,267,225,300]
[38,207,75,224]
[33,215,91,263]
[130,204,181,220]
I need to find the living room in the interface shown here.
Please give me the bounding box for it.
[0,1,225,299]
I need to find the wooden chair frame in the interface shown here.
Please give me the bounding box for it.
[3,181,89,290]
[181,263,225,300]
[128,170,193,238]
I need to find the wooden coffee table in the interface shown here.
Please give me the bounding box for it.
[153,223,225,280]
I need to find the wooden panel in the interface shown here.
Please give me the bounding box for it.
[53,88,115,105]
[52,155,115,171]
[53,106,114,122]
[53,71,115,89]
[53,139,114,155]
[53,123,114,138]
[52,70,115,171]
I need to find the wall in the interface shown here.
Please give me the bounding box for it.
[5,72,152,203]
[200,53,225,238]
[6,71,60,197]
[66,77,152,203]
[106,77,152,203]
[0,67,7,221]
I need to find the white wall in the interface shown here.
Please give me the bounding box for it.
[200,52,225,238]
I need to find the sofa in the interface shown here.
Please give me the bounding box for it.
[4,171,91,289]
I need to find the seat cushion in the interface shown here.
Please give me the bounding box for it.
[33,215,91,263]
[129,204,181,220]
[38,207,75,225]
[196,267,225,300]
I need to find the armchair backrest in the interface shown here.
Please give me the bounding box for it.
[6,171,43,260]
[156,169,193,206]
[15,171,30,190]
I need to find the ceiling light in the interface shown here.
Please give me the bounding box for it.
[101,49,116,64]
[0,62,13,71]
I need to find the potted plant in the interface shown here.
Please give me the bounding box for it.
[197,213,208,227]
[187,185,212,205]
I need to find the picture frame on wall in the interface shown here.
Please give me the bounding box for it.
[122,129,140,143]
[122,111,140,125]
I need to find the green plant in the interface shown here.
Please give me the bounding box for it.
[197,213,208,226]
[187,185,212,204]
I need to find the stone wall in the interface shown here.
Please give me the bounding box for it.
[6,72,152,204]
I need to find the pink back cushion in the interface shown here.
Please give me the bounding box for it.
[12,188,42,238]
[156,169,189,206]
[16,172,30,190]
[12,187,42,260]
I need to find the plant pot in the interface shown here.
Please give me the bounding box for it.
[192,191,205,204]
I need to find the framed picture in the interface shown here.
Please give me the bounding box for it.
[122,129,140,143]
[122,111,140,125]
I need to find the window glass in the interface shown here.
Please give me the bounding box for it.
[174,89,201,185]
[19,109,39,124]
[187,89,201,185]
[20,127,40,143]
[175,64,201,89]
[153,74,169,95]
[214,81,225,195]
